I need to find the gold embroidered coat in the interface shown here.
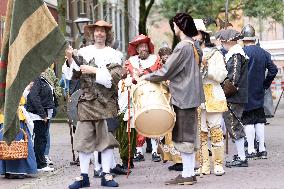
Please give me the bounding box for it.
[201,48,228,112]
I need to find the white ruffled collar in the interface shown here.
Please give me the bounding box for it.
[225,44,249,62]
[129,54,158,69]
[77,45,123,67]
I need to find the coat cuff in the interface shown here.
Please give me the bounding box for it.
[95,68,112,88]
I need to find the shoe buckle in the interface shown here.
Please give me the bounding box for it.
[75,176,83,181]
[104,174,113,181]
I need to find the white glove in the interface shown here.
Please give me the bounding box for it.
[124,76,133,87]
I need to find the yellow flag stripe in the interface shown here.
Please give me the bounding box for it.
[6,4,57,88]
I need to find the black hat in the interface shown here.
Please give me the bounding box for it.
[171,13,198,37]
[215,29,243,42]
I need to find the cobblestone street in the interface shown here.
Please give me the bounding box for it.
[1,101,284,189]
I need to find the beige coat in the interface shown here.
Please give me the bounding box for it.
[201,47,228,112]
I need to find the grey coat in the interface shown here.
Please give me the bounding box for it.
[145,38,205,109]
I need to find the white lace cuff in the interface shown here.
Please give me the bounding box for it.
[95,68,112,88]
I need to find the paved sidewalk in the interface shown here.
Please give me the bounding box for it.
[1,101,284,189]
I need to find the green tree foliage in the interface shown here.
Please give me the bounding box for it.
[159,0,284,23]
[158,0,284,48]
[244,0,284,23]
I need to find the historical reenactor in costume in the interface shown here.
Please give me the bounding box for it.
[193,19,228,176]
[65,20,124,188]
[121,34,162,163]
[241,25,278,159]
[215,28,249,167]
[0,95,37,178]
[141,13,205,185]
[157,45,183,171]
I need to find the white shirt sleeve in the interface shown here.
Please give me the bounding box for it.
[95,67,112,88]
[62,60,80,80]
[21,106,34,134]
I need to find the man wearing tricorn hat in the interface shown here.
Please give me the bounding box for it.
[65,20,124,188]
[215,28,249,167]
[141,13,205,185]
[240,25,277,160]
[120,34,162,165]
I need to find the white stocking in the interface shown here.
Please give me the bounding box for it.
[79,152,92,174]
[235,138,246,160]
[255,123,266,152]
[244,124,255,153]
[181,152,194,178]
[151,138,158,154]
[94,151,102,171]
[136,147,143,154]
[102,149,113,173]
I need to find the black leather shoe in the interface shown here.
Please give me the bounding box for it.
[168,163,183,171]
[5,174,25,179]
[70,157,80,166]
[256,151,267,159]
[69,174,90,189]
[225,157,248,168]
[152,152,161,162]
[110,164,130,175]
[245,152,256,160]
[101,173,119,187]
[133,152,145,162]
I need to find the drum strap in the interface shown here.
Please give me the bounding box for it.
[183,40,200,65]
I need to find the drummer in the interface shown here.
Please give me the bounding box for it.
[118,34,162,165]
[140,13,205,185]
[157,45,183,171]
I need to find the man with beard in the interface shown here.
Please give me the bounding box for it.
[118,34,162,166]
[141,13,204,185]
[65,20,124,188]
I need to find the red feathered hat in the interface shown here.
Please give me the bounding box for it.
[128,34,155,56]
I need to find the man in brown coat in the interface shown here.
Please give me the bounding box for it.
[65,20,124,188]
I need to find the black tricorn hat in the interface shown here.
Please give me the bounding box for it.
[215,29,243,42]
[171,13,198,37]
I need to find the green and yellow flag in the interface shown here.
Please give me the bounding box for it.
[0,0,67,144]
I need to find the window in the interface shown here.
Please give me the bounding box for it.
[77,0,87,16]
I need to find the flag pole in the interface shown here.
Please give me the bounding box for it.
[225,0,229,155]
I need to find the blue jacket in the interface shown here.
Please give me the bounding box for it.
[243,45,278,111]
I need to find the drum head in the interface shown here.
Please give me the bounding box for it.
[67,89,83,126]
[135,108,175,138]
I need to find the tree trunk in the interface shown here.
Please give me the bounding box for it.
[139,0,155,35]
[57,0,66,34]
[124,0,130,53]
